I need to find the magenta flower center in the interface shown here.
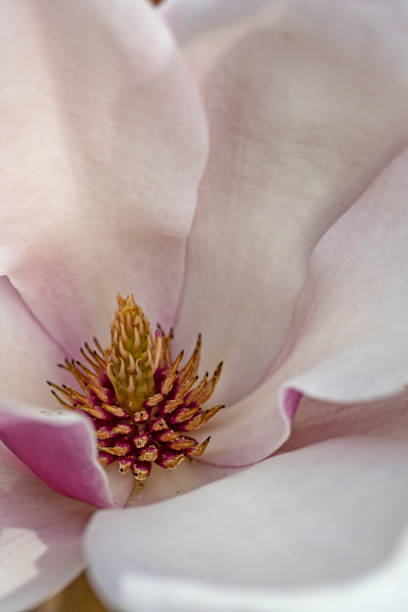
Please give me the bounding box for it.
[48,294,223,481]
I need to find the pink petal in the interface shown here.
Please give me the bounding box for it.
[0,461,91,612]
[205,147,408,465]
[0,441,35,477]
[0,0,207,355]
[163,0,408,406]
[0,396,127,508]
[84,436,408,612]
[0,276,133,506]
[281,392,408,454]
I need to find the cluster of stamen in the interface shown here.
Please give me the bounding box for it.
[48,294,223,481]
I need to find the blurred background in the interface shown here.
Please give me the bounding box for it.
[32,574,107,612]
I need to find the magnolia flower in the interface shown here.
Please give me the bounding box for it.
[1,1,408,611]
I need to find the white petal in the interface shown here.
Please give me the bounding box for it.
[164,0,408,405]
[0,0,207,355]
[277,146,408,411]
[84,436,408,612]
[0,461,91,612]
[201,146,408,466]
[0,276,63,407]
[126,460,238,508]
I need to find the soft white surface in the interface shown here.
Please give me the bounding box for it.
[0,277,63,408]
[164,0,408,406]
[0,462,92,612]
[197,147,408,465]
[0,0,207,356]
[277,146,408,404]
[85,436,408,612]
[126,460,238,508]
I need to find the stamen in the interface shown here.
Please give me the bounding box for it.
[93,337,105,357]
[133,409,150,424]
[98,452,117,466]
[187,436,211,457]
[169,405,200,425]
[160,399,184,416]
[184,373,208,405]
[48,294,224,484]
[102,403,128,419]
[112,424,133,435]
[144,393,163,407]
[95,426,116,440]
[138,445,158,462]
[202,404,225,425]
[149,418,167,432]
[133,461,151,481]
[161,372,178,395]
[133,431,150,449]
[157,450,185,470]
[88,384,110,404]
[98,441,131,457]
[118,455,136,474]
[167,436,196,451]
[168,351,184,377]
[154,429,180,443]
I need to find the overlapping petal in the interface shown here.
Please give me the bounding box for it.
[0,276,130,507]
[0,0,207,356]
[163,0,408,406]
[205,147,408,464]
[0,277,63,407]
[0,397,128,508]
[279,147,408,409]
[1,1,408,610]
[0,462,92,612]
[84,436,408,612]
[281,391,408,454]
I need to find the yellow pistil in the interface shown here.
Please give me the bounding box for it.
[105,294,161,414]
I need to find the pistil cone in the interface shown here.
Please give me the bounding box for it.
[49,294,223,482]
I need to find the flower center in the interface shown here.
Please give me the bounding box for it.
[48,294,223,481]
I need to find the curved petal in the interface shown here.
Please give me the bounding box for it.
[0,276,133,507]
[204,146,408,465]
[0,461,91,612]
[127,461,237,508]
[84,437,408,612]
[0,397,130,508]
[278,146,408,411]
[0,276,64,407]
[0,0,207,356]
[164,0,408,405]
[280,391,408,454]
[0,442,34,477]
